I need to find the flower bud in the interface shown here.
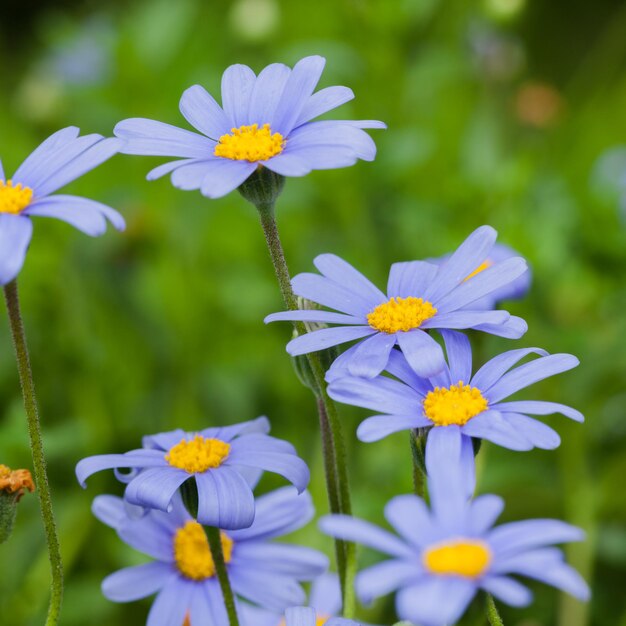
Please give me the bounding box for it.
[238,166,285,209]
[0,464,35,544]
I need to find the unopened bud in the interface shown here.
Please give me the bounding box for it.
[238,166,285,209]
[0,464,35,543]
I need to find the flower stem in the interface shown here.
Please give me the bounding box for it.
[3,280,63,626]
[207,526,240,626]
[486,593,504,626]
[409,430,426,499]
[256,202,356,618]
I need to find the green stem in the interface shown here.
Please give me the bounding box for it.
[257,203,356,618]
[486,593,504,626]
[409,430,426,499]
[3,279,63,626]
[207,526,239,626]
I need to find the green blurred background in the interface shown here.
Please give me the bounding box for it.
[1,0,625,624]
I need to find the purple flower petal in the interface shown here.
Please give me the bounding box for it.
[146,158,199,180]
[282,144,358,170]
[294,86,354,127]
[396,329,445,378]
[384,494,435,548]
[264,310,364,325]
[248,63,291,125]
[271,56,326,136]
[345,332,397,378]
[286,325,376,356]
[492,400,584,423]
[424,225,497,302]
[91,495,128,529]
[386,261,438,298]
[319,514,413,559]
[221,63,256,127]
[384,349,434,395]
[229,567,306,611]
[481,576,532,607]
[396,577,477,626]
[486,354,580,404]
[501,413,561,449]
[233,543,328,577]
[0,157,4,179]
[102,562,174,602]
[460,411,534,451]
[118,515,176,562]
[75,450,166,487]
[146,577,194,626]
[190,580,228,626]
[489,519,585,556]
[470,347,549,392]
[472,315,528,338]
[309,573,342,616]
[26,195,125,235]
[356,414,432,443]
[115,118,215,158]
[200,416,271,442]
[440,330,472,383]
[356,559,421,605]
[467,494,504,534]
[285,607,316,626]
[422,309,510,330]
[195,467,255,529]
[200,160,256,198]
[179,84,232,140]
[287,123,376,161]
[0,215,32,285]
[262,153,311,176]
[124,467,190,511]
[170,160,221,191]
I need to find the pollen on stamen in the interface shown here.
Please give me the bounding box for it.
[165,436,230,473]
[0,180,33,215]
[214,123,285,162]
[423,538,492,578]
[423,381,488,426]
[173,521,233,580]
[367,296,437,334]
[464,259,493,282]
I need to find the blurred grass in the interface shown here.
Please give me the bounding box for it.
[1,0,626,624]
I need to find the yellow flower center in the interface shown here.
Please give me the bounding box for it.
[165,436,230,473]
[173,521,233,580]
[214,123,284,161]
[423,382,488,426]
[464,259,493,282]
[423,539,492,578]
[367,297,438,334]
[279,614,330,626]
[0,180,33,214]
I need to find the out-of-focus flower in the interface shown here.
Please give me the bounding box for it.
[328,330,582,457]
[514,81,564,129]
[76,417,310,529]
[0,464,35,543]
[114,56,386,199]
[266,226,528,380]
[281,607,358,626]
[93,488,328,624]
[430,243,531,310]
[0,127,124,284]
[320,457,589,626]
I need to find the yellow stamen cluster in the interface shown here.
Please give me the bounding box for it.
[423,382,488,426]
[367,297,438,334]
[173,521,233,580]
[0,465,35,500]
[423,539,492,578]
[214,123,284,161]
[464,259,493,282]
[0,180,33,215]
[279,613,330,626]
[165,436,230,473]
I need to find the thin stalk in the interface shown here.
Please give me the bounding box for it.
[3,279,63,626]
[486,593,504,626]
[257,203,356,618]
[409,430,426,499]
[207,526,239,626]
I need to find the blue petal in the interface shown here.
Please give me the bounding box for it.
[201,416,271,442]
[91,495,127,530]
[356,414,431,443]
[115,118,215,158]
[481,576,532,607]
[146,158,199,180]
[124,467,190,511]
[179,84,231,140]
[472,315,527,338]
[286,326,376,356]
[190,580,229,626]
[195,467,255,529]
[248,63,291,125]
[384,494,435,548]
[396,577,477,626]
[146,577,194,626]
[491,400,584,423]
[386,261,438,299]
[440,330,472,383]
[232,543,328,577]
[262,153,311,176]
[75,450,166,487]
[271,56,326,135]
[501,412,561,449]
[118,514,176,561]
[221,63,256,127]
[470,348,549,392]
[0,157,4,179]
[396,329,445,378]
[309,573,342,616]
[384,349,434,396]
[294,86,355,127]
[345,332,397,378]
[356,559,420,605]
[489,519,585,556]
[26,195,125,235]
[486,353,580,404]
[460,411,534,451]
[285,607,316,626]
[0,215,32,285]
[424,226,497,303]
[421,310,510,330]
[281,144,358,170]
[102,562,174,602]
[229,567,306,611]
[319,514,412,558]
[287,123,376,161]
[265,310,364,325]
[467,494,504,534]
[200,160,256,198]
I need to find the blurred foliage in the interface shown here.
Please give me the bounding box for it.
[1,0,626,624]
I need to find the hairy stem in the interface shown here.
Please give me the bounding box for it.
[3,280,63,626]
[207,526,239,626]
[486,592,504,626]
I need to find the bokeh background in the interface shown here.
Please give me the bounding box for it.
[1,0,625,624]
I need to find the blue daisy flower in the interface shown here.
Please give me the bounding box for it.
[0,126,124,285]
[320,457,589,626]
[93,487,328,626]
[327,330,582,459]
[114,55,385,199]
[266,226,528,380]
[76,417,310,529]
[282,607,358,626]
[430,243,532,310]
